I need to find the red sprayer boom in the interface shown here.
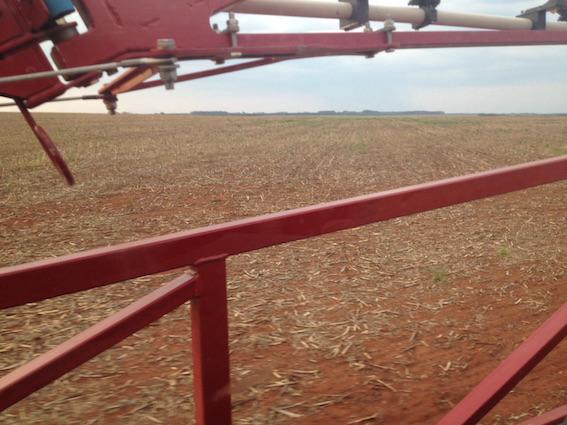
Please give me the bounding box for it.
[1,2,567,424]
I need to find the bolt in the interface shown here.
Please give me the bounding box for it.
[157,39,176,51]
[103,97,117,115]
[157,39,177,90]
[226,12,239,33]
[159,64,178,90]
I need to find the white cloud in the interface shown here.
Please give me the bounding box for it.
[3,1,567,114]
[409,82,567,113]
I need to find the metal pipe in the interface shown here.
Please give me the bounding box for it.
[227,0,567,31]
[0,95,104,108]
[130,57,284,93]
[0,58,176,85]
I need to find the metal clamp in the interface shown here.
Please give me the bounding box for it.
[518,0,567,29]
[0,57,177,84]
[408,0,440,30]
[224,12,240,47]
[339,0,369,31]
[380,19,397,53]
[157,39,178,90]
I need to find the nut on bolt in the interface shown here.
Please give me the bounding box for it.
[157,39,178,90]
[159,63,178,90]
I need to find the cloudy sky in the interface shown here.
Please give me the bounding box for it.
[5,0,567,114]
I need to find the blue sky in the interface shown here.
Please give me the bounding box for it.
[7,0,567,114]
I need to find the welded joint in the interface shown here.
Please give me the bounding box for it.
[408,0,440,30]
[194,254,230,268]
[192,254,230,297]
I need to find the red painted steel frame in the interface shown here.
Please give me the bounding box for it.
[1,156,566,309]
[1,156,566,424]
[15,29,567,107]
[192,257,232,425]
[518,404,567,425]
[3,0,567,106]
[437,303,567,425]
[15,99,75,185]
[0,273,199,412]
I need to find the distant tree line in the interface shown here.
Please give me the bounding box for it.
[189,110,446,116]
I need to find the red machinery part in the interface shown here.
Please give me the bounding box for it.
[517,404,567,425]
[1,1,567,423]
[191,257,233,425]
[1,157,566,424]
[15,99,75,185]
[2,0,567,106]
[2,155,567,309]
[0,273,199,412]
[437,303,567,425]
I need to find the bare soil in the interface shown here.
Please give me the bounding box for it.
[0,113,566,425]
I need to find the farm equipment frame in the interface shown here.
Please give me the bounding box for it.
[1,0,567,184]
[1,156,566,424]
[1,0,567,424]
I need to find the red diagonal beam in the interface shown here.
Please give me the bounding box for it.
[0,156,566,309]
[0,273,199,412]
[16,99,75,185]
[128,57,284,93]
[437,302,567,425]
[99,65,157,95]
[517,404,567,425]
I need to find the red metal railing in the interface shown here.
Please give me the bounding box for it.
[1,156,566,424]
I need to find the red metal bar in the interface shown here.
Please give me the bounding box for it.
[0,24,75,57]
[99,66,156,96]
[25,71,103,109]
[1,156,565,309]
[437,303,567,425]
[128,58,284,93]
[0,273,199,412]
[391,29,567,49]
[134,30,567,64]
[16,99,75,185]
[9,29,567,107]
[191,257,232,425]
[517,404,567,425]
[225,30,567,58]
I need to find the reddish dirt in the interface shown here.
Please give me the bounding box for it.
[0,114,565,425]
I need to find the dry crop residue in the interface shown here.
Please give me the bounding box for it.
[0,114,566,424]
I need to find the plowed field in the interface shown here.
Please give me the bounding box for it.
[1,114,566,425]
